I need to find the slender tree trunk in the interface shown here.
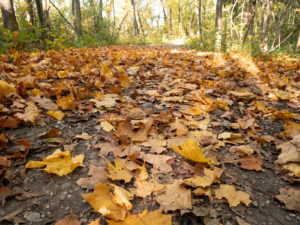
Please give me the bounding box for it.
[240,1,244,41]
[160,0,167,24]
[35,0,44,27]
[241,0,257,48]
[198,0,202,45]
[72,0,83,39]
[130,0,139,36]
[24,0,35,26]
[229,0,238,49]
[137,10,145,37]
[169,7,173,36]
[262,0,273,52]
[42,0,51,29]
[178,0,182,36]
[112,0,115,26]
[215,0,223,51]
[0,0,19,31]
[296,29,300,53]
[99,0,103,21]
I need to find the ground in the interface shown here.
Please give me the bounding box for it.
[0,46,299,225]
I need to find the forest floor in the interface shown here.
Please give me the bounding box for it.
[0,46,300,225]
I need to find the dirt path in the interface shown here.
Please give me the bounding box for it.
[0,46,299,225]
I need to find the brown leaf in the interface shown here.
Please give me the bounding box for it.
[276,187,300,212]
[0,116,21,128]
[276,135,300,165]
[76,165,107,190]
[55,211,80,225]
[239,156,263,171]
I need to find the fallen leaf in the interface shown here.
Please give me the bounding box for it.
[55,211,80,225]
[96,142,123,157]
[46,110,65,120]
[268,110,297,121]
[76,165,107,189]
[74,133,92,140]
[82,183,126,220]
[276,135,300,164]
[156,180,192,211]
[170,117,188,136]
[215,184,251,207]
[239,156,263,171]
[276,187,300,212]
[0,116,21,128]
[130,178,166,198]
[107,209,172,225]
[118,73,130,88]
[107,159,134,183]
[42,128,61,138]
[29,95,59,111]
[101,121,115,132]
[236,217,250,225]
[110,184,133,210]
[0,80,15,96]
[193,187,212,199]
[218,132,244,144]
[25,149,84,176]
[0,133,7,149]
[282,163,300,177]
[15,101,41,124]
[284,121,300,138]
[229,145,254,156]
[141,153,173,173]
[172,138,213,164]
[56,95,76,110]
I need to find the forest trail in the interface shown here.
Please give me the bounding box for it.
[0,46,299,225]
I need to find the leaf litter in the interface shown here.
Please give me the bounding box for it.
[0,46,299,224]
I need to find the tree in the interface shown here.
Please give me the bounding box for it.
[198,0,202,46]
[130,0,139,36]
[35,0,44,27]
[42,0,51,29]
[72,0,83,38]
[215,0,223,51]
[0,0,19,32]
[261,0,273,52]
[24,0,35,26]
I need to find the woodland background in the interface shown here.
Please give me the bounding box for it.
[0,0,300,55]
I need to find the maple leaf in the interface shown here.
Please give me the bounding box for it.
[268,110,297,121]
[109,184,134,210]
[215,184,251,207]
[276,135,300,165]
[46,110,65,120]
[56,95,76,110]
[238,156,263,171]
[107,159,134,183]
[156,180,192,211]
[107,209,172,225]
[172,138,213,164]
[282,163,300,178]
[130,178,166,198]
[0,80,15,96]
[82,183,127,221]
[0,116,20,128]
[55,211,80,225]
[117,73,130,88]
[25,149,84,176]
[276,187,300,212]
[76,165,107,189]
[229,145,254,156]
[170,117,188,136]
[15,101,41,124]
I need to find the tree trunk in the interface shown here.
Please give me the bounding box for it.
[241,0,257,48]
[296,29,300,53]
[137,10,145,37]
[0,0,19,31]
[99,0,103,21]
[215,0,223,51]
[24,0,35,26]
[261,0,273,52]
[72,0,83,38]
[130,0,139,36]
[178,0,181,35]
[35,0,44,27]
[160,0,167,24]
[198,0,202,45]
[42,0,51,29]
[169,7,173,36]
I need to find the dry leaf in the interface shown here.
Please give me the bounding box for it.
[25,149,84,176]
[0,80,15,96]
[46,110,65,120]
[56,95,76,110]
[229,145,254,156]
[107,159,134,183]
[55,211,80,225]
[282,163,300,177]
[276,187,300,212]
[74,133,92,140]
[107,209,172,225]
[215,184,251,207]
[172,138,213,164]
[276,135,300,165]
[156,180,192,211]
[130,179,166,198]
[239,156,263,171]
[15,101,41,124]
[76,165,107,189]
[101,121,115,132]
[170,118,188,136]
[82,183,127,220]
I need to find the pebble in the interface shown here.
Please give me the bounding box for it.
[252,201,258,207]
[24,212,42,223]
[285,215,292,221]
[59,191,68,200]
[80,218,88,223]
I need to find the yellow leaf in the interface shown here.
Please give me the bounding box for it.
[282,163,300,178]
[107,209,172,225]
[25,149,84,176]
[55,211,80,225]
[215,184,251,207]
[56,95,76,110]
[172,138,213,164]
[94,91,103,101]
[110,184,133,210]
[130,179,166,198]
[156,180,192,211]
[0,80,15,96]
[30,88,43,96]
[101,121,115,132]
[118,74,130,88]
[47,110,65,120]
[183,167,222,188]
[107,159,134,183]
[268,110,296,121]
[284,121,300,138]
[82,183,127,221]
